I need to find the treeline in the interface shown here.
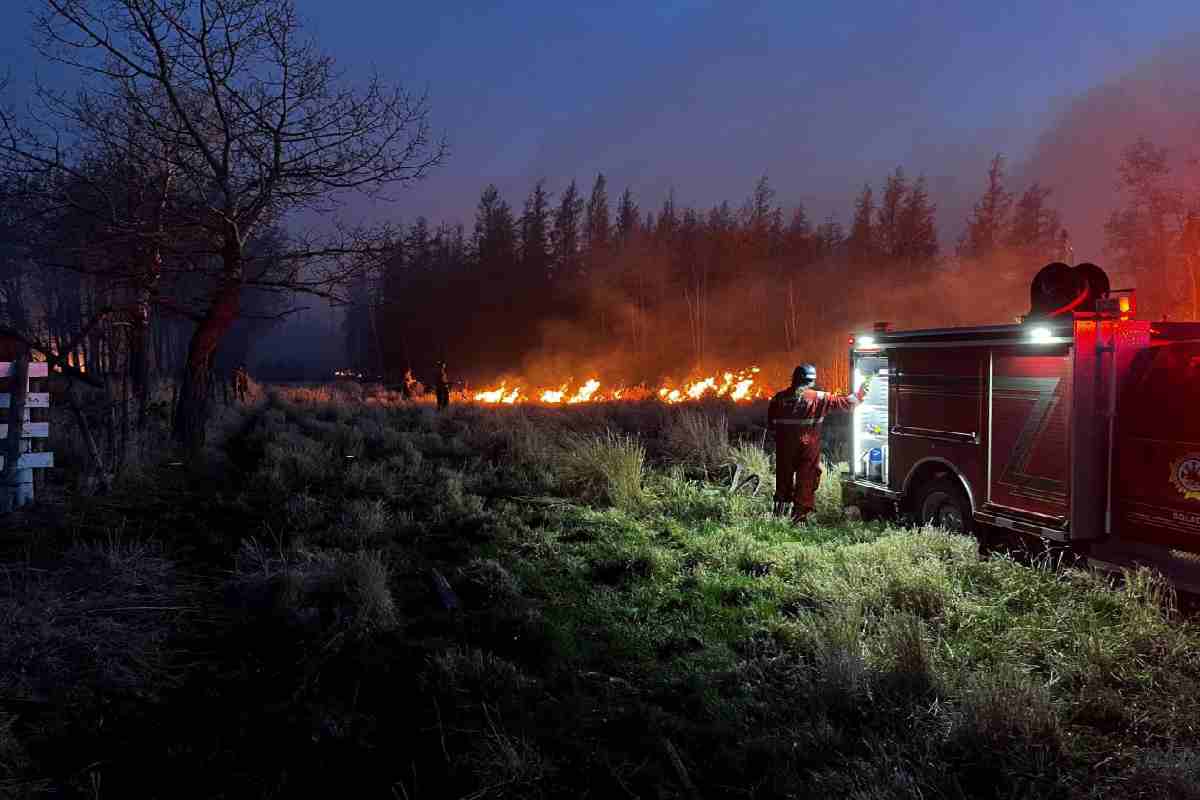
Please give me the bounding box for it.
[351,161,1044,389]
[358,143,1198,391]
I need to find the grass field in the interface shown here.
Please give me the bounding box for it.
[1,385,1198,798]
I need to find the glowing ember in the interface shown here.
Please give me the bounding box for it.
[471,366,767,405]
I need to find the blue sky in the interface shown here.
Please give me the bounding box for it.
[2,0,1198,240]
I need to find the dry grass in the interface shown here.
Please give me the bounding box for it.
[660,406,731,476]
[12,384,1200,798]
[557,429,647,510]
[232,539,397,632]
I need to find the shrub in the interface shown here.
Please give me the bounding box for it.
[458,558,523,605]
[334,550,397,631]
[465,706,553,799]
[728,441,773,490]
[340,498,390,545]
[660,407,731,476]
[231,542,396,633]
[953,666,1061,755]
[423,646,535,702]
[557,430,646,510]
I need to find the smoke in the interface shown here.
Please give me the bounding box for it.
[1017,35,1200,269]
[501,247,1035,396]
[368,37,1200,393]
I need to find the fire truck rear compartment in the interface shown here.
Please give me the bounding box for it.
[852,354,889,485]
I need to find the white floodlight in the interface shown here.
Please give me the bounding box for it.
[856,335,877,348]
[852,367,863,476]
[1029,326,1054,344]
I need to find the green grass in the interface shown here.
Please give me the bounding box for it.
[2,388,1198,798]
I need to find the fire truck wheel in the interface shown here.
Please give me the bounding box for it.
[915,478,973,534]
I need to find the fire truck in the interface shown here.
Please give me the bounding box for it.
[842,262,1200,590]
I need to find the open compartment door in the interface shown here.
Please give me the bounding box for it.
[852,355,890,485]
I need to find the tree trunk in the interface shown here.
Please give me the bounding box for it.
[173,272,242,453]
[131,254,159,432]
[67,382,112,495]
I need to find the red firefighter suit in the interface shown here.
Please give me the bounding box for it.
[767,384,866,521]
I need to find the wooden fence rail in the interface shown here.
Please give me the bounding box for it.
[2,360,53,509]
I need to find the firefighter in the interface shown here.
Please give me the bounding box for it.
[435,361,451,411]
[232,364,249,403]
[401,367,418,401]
[767,364,870,523]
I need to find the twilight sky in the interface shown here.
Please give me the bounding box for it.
[2,0,1199,256]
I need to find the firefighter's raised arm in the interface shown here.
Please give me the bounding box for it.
[823,378,870,413]
[856,373,872,402]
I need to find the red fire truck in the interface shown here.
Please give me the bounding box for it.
[842,263,1200,590]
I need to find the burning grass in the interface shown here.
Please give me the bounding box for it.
[3,384,1199,797]
[468,364,769,406]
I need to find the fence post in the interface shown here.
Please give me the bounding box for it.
[2,349,31,512]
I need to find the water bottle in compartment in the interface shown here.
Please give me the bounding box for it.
[868,447,883,481]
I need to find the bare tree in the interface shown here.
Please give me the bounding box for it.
[5,0,445,451]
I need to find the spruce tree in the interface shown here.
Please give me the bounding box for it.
[520,180,552,281]
[615,187,641,247]
[877,167,909,260]
[848,183,877,265]
[899,175,938,262]
[584,173,612,257]
[552,179,584,281]
[958,154,1013,260]
[1007,183,1062,260]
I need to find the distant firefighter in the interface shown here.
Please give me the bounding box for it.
[232,364,250,403]
[767,363,870,523]
[435,361,451,410]
[401,367,418,401]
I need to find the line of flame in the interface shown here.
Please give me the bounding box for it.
[473,367,765,405]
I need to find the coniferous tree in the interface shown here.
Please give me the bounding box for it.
[583,173,613,335]
[877,167,909,260]
[1104,138,1188,317]
[899,175,939,262]
[551,179,584,282]
[815,214,844,259]
[378,226,409,379]
[1007,183,1062,260]
[520,181,552,281]
[786,204,813,265]
[475,185,518,278]
[406,217,434,273]
[743,175,775,255]
[584,173,612,262]
[848,183,877,265]
[959,154,1013,260]
[615,187,641,247]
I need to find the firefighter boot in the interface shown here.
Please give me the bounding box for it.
[773,501,791,517]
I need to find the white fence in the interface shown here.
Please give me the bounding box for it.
[1,361,53,507]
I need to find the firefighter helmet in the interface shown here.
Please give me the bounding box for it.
[792,364,817,387]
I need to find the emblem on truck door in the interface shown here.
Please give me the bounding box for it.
[1170,455,1200,502]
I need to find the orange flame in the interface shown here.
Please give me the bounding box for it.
[472,366,768,405]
